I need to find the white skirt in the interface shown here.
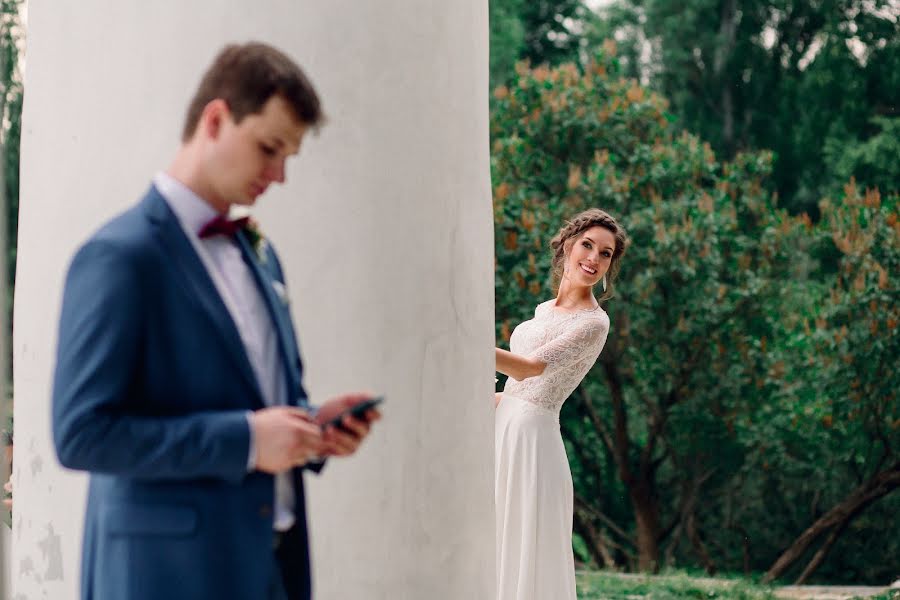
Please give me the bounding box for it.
[495,395,577,600]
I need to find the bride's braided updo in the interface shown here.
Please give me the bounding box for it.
[550,208,629,300]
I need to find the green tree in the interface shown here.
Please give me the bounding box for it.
[489,0,594,88]
[683,183,900,584]
[758,183,899,584]
[491,48,805,570]
[519,0,591,66]
[0,0,22,315]
[490,0,526,89]
[591,0,899,215]
[824,116,900,198]
[491,48,899,579]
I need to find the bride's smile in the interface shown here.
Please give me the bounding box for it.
[563,225,616,291]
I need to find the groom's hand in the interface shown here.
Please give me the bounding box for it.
[250,406,325,473]
[316,393,381,457]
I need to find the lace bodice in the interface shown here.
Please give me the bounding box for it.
[502,300,610,415]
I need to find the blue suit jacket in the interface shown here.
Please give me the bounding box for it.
[52,185,316,600]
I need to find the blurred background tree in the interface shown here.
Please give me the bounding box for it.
[491,0,597,86]
[491,0,899,215]
[1,1,20,281]
[0,0,21,378]
[597,0,899,216]
[0,0,22,579]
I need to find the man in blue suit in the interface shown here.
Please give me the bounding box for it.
[52,42,379,600]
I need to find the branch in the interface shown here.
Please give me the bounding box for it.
[659,514,680,547]
[575,493,636,548]
[650,447,670,473]
[641,398,673,473]
[603,360,634,488]
[573,502,620,569]
[662,516,685,567]
[687,511,717,575]
[660,466,715,548]
[763,462,900,583]
[652,296,754,453]
[794,519,849,585]
[566,421,610,509]
[577,386,615,457]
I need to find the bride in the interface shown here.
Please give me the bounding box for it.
[494,208,629,600]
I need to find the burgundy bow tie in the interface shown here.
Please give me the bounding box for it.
[198,215,250,239]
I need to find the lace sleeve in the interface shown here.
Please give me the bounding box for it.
[528,316,609,370]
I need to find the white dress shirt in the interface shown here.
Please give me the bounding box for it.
[154,172,296,532]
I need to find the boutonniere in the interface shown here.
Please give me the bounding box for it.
[243,217,269,264]
[271,280,290,306]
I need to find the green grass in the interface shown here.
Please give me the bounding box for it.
[862,592,900,600]
[576,571,778,600]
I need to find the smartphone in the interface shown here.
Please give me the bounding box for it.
[323,396,384,431]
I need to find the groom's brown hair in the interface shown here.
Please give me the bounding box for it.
[181,42,323,141]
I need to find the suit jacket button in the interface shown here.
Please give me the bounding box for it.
[260,505,272,518]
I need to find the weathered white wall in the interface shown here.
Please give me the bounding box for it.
[13,2,494,598]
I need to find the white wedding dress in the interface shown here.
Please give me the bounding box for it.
[496,300,610,600]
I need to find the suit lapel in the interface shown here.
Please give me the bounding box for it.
[142,188,265,407]
[234,231,302,405]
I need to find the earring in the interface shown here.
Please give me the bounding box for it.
[602,275,607,292]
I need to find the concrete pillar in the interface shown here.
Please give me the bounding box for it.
[13,2,494,598]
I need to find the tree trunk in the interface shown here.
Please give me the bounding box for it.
[714,0,737,155]
[631,486,661,571]
[574,500,617,569]
[763,462,900,583]
[794,519,848,585]
[729,524,752,575]
[687,512,716,575]
[601,359,664,572]
[663,467,710,568]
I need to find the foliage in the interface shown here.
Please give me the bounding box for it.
[517,0,591,67]
[490,0,526,89]
[815,182,898,464]
[750,183,899,584]
[0,0,22,350]
[491,48,899,581]
[824,117,900,198]
[489,0,595,88]
[589,0,900,216]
